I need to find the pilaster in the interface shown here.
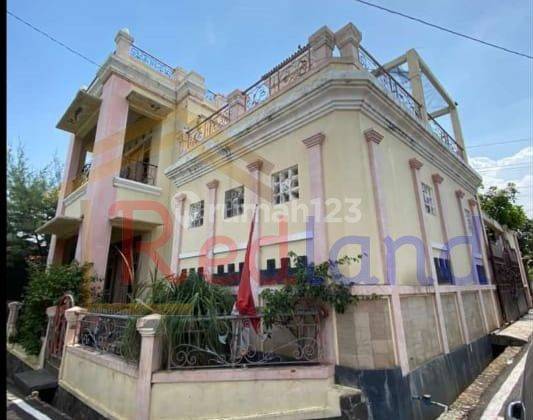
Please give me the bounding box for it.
[170,193,187,275]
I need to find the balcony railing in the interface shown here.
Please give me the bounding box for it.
[78,313,141,364]
[129,45,175,78]
[164,311,322,369]
[358,46,464,160]
[71,162,91,192]
[120,159,157,186]
[185,44,313,149]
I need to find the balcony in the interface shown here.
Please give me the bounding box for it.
[71,162,91,192]
[119,159,157,186]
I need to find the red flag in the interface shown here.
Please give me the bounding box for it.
[235,206,260,332]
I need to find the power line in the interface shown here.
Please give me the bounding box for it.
[7,10,101,68]
[467,139,532,149]
[474,163,532,172]
[352,0,533,60]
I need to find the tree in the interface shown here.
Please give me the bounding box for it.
[479,183,527,231]
[7,143,62,299]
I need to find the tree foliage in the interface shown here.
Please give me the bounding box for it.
[479,183,527,231]
[7,144,62,298]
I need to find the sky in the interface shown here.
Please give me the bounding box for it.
[7,0,532,215]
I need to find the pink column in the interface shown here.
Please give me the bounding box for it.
[246,160,263,303]
[205,180,219,282]
[47,134,84,266]
[409,159,449,354]
[78,74,132,286]
[302,133,335,364]
[456,189,478,284]
[170,193,187,275]
[364,128,410,375]
[302,133,328,263]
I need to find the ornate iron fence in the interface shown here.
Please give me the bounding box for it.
[428,117,464,159]
[129,45,175,78]
[78,313,141,363]
[164,311,322,369]
[185,44,313,148]
[120,159,158,185]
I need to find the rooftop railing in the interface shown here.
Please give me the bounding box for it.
[70,162,91,192]
[182,42,463,160]
[129,45,175,78]
[185,45,313,149]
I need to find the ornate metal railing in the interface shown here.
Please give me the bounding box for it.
[120,159,158,185]
[164,311,322,369]
[358,46,423,119]
[78,313,141,363]
[358,46,463,159]
[185,44,312,148]
[428,116,464,159]
[129,45,175,79]
[71,162,91,192]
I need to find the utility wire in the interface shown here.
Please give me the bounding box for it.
[467,139,532,149]
[7,10,101,68]
[352,0,533,60]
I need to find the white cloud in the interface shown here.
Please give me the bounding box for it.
[470,146,532,217]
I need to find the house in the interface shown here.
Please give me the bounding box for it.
[33,22,531,419]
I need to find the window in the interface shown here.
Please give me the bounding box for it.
[476,264,487,284]
[434,257,453,284]
[225,186,244,218]
[421,183,436,215]
[189,200,204,228]
[272,166,299,204]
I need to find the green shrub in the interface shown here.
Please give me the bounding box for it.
[14,261,93,355]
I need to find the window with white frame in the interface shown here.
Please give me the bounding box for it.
[272,166,299,204]
[225,186,244,218]
[421,182,436,215]
[189,200,204,228]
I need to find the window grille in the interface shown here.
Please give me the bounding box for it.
[272,166,299,204]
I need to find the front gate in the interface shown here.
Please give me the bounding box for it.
[488,242,529,323]
[45,293,74,371]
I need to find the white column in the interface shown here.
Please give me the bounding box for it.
[170,193,187,275]
[135,314,162,420]
[456,189,478,284]
[246,160,263,304]
[60,306,87,380]
[409,158,449,354]
[364,128,409,375]
[308,26,335,66]
[205,180,219,282]
[6,301,22,340]
[334,23,362,62]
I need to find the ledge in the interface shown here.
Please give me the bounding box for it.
[63,184,88,207]
[66,345,138,379]
[152,364,334,384]
[112,176,162,196]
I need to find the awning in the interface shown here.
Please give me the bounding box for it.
[36,216,82,238]
[109,216,162,232]
[56,89,101,134]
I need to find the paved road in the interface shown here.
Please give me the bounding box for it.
[6,380,70,420]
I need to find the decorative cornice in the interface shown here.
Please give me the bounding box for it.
[363,128,383,144]
[246,159,263,172]
[112,176,162,196]
[408,158,423,170]
[302,133,325,148]
[455,189,465,199]
[206,179,219,190]
[164,65,481,194]
[174,192,186,203]
[432,173,444,185]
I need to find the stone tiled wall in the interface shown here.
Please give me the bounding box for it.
[441,293,464,350]
[462,291,486,341]
[481,290,498,332]
[336,298,396,369]
[400,295,442,369]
